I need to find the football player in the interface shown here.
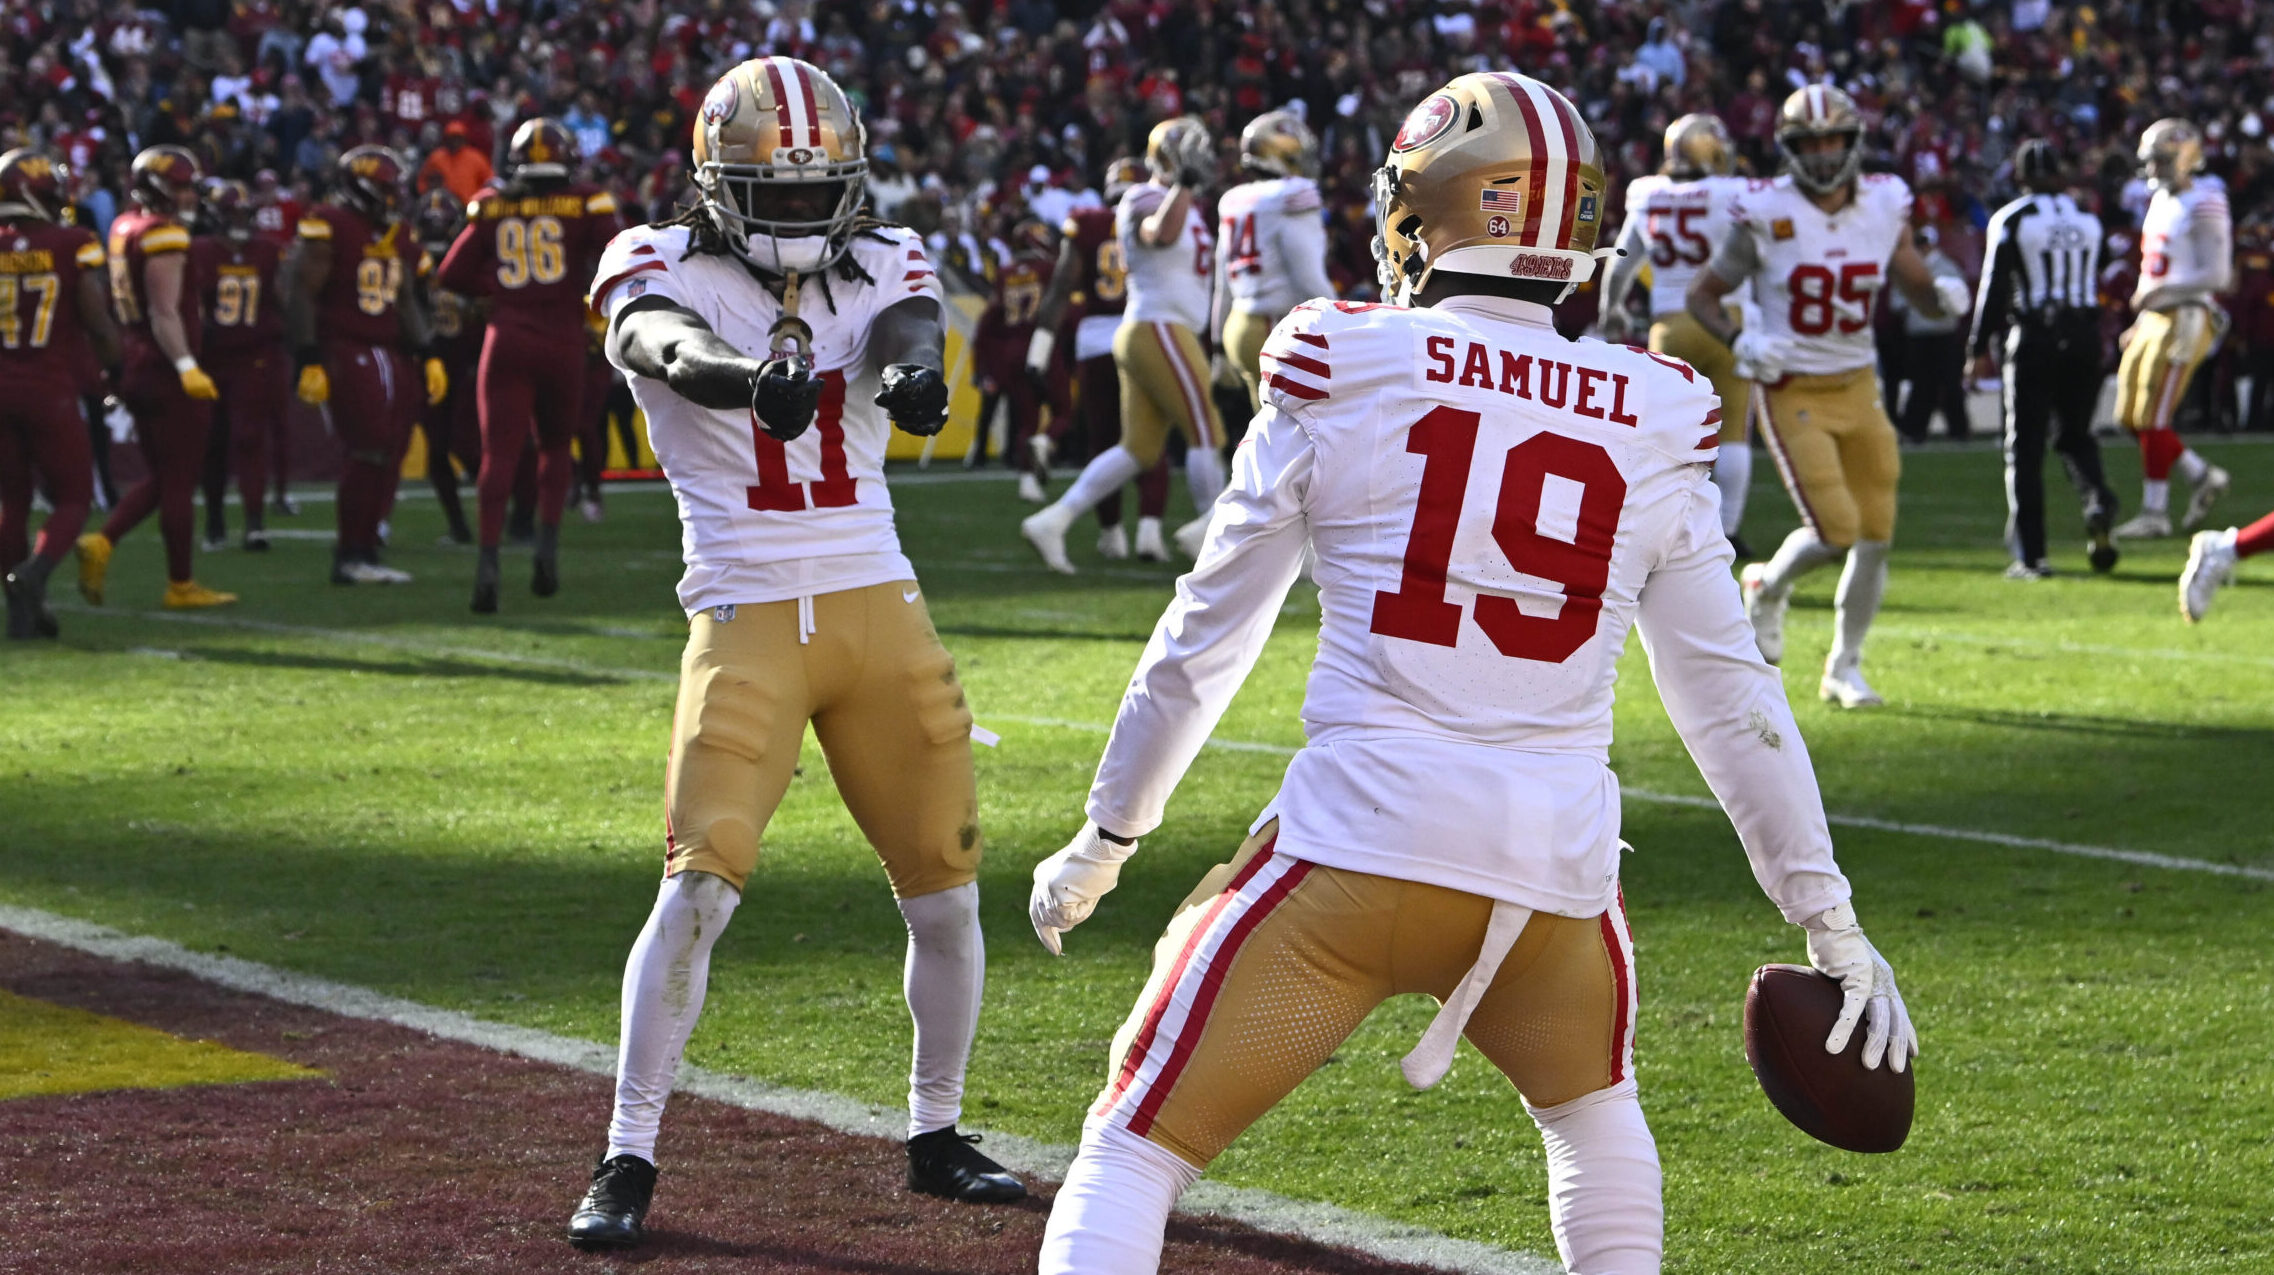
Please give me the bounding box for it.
[1601,114,1758,554]
[1686,86,1972,708]
[567,56,1023,1252]
[1025,157,1174,561]
[193,178,287,553]
[78,145,237,612]
[972,215,1059,503]
[438,118,621,612]
[1030,72,1916,1275]
[284,145,444,585]
[1209,110,1333,413]
[414,187,478,544]
[2111,119,2233,539]
[2179,509,2274,623]
[0,148,120,638]
[1021,118,1224,572]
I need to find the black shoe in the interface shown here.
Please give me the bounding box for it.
[472,548,500,614]
[567,1154,656,1251]
[4,570,49,640]
[2086,509,2119,574]
[244,529,270,553]
[906,1127,1026,1204]
[531,556,559,598]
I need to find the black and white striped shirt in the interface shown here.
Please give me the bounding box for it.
[1970,191,2102,357]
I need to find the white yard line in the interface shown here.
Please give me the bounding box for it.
[61,608,2274,886]
[0,901,1556,1275]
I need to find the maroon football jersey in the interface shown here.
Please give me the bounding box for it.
[106,208,202,356]
[436,183,621,339]
[192,234,284,359]
[0,217,104,388]
[298,202,415,347]
[1062,206,1126,319]
[978,244,1055,346]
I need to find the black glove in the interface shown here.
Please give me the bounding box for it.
[876,363,949,436]
[751,355,819,442]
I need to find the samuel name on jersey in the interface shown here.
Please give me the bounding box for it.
[1724,171,1913,374]
[591,220,944,614]
[1099,295,1725,917]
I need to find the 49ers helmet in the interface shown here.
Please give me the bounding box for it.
[1372,72,1608,305]
[1775,85,1864,195]
[1240,110,1319,179]
[0,147,69,221]
[336,144,409,222]
[692,56,867,275]
[1102,156,1146,203]
[1664,113,1734,179]
[129,144,204,213]
[508,118,577,181]
[1145,117,1212,187]
[2138,118,2205,189]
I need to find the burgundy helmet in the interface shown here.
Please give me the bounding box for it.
[414,186,464,250]
[507,118,578,181]
[0,147,70,221]
[204,177,255,238]
[130,144,204,212]
[335,144,409,222]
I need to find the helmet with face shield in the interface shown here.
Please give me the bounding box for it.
[691,56,867,276]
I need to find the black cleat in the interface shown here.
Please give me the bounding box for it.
[567,1153,656,1251]
[531,557,559,597]
[2086,509,2119,574]
[472,548,501,615]
[4,570,53,640]
[906,1127,1026,1203]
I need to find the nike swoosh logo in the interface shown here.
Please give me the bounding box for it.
[903,589,921,604]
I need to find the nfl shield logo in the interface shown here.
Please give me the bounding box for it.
[1577,195,1598,223]
[713,605,737,623]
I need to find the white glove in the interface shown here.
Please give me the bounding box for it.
[1802,902,1918,1073]
[1030,821,1141,955]
[1025,327,1055,378]
[1931,275,1973,320]
[1731,328,1793,381]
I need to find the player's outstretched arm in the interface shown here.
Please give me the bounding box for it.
[1025,234,1082,384]
[610,294,766,412]
[1889,226,1971,323]
[1633,483,1917,1072]
[869,295,950,436]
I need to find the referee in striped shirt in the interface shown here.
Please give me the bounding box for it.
[1970,140,2122,577]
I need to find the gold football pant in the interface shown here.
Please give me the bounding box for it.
[1649,310,1751,442]
[1112,319,1224,467]
[1222,308,1275,416]
[2115,304,2216,432]
[664,581,981,899]
[1754,366,1901,547]
[1092,822,1636,1169]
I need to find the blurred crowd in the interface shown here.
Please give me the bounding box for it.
[4,0,2272,426]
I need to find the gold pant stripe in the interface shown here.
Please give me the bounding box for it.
[663,581,981,898]
[1154,321,1216,447]
[1113,320,1225,466]
[1094,824,1633,1169]
[2116,306,2213,432]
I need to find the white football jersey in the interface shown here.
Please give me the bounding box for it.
[2135,176,2233,311]
[1117,180,1213,332]
[1084,295,1851,923]
[1716,173,1913,375]
[591,222,943,614]
[1215,175,1333,318]
[1617,173,1750,315]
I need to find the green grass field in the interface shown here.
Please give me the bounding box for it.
[4,439,2271,1273]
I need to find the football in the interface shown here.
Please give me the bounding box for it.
[1743,964,1915,1153]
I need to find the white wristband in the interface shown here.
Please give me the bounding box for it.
[1025,327,1054,373]
[174,356,200,375]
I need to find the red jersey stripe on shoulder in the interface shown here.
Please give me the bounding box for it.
[1266,373,1328,401]
[1641,350,1696,381]
[1702,407,1723,425]
[631,244,656,256]
[1261,349,1330,378]
[1288,331,1329,348]
[1694,432,1722,450]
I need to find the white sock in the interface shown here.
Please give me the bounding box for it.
[897,881,984,1138]
[1757,526,1844,598]
[1527,1079,1663,1275]
[1828,539,1890,671]
[2175,449,2209,484]
[1712,443,1752,536]
[605,871,741,1164]
[1184,444,1226,513]
[2142,478,2170,514]
[1039,1121,1203,1275]
[1055,446,1147,521]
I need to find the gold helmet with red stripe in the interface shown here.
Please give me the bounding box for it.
[1663,113,1734,179]
[1145,117,1212,187]
[1102,156,1146,203]
[1775,85,1864,194]
[508,118,578,181]
[2138,118,2205,189]
[692,55,866,275]
[0,147,69,221]
[1371,72,1608,306]
[1240,109,1319,179]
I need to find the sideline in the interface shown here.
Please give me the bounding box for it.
[58,605,2274,884]
[0,902,1558,1275]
